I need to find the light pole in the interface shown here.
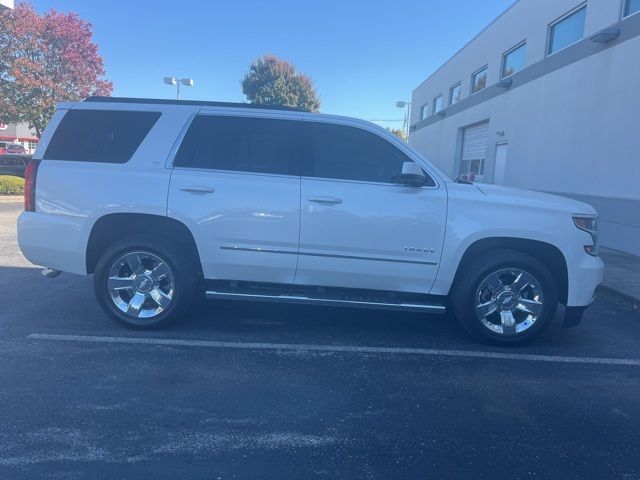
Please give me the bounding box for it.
[164,77,194,100]
[396,100,412,141]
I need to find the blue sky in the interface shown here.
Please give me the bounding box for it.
[31,0,513,128]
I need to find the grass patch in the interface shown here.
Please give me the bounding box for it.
[0,175,25,195]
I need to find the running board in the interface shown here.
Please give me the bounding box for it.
[205,289,446,314]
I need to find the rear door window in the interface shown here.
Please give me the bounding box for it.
[173,115,300,176]
[44,109,160,163]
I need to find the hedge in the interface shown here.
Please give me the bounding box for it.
[0,175,25,195]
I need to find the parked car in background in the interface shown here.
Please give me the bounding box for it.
[17,97,604,344]
[0,142,27,155]
[0,155,30,178]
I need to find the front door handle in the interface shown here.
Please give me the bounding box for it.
[180,185,215,195]
[308,196,343,205]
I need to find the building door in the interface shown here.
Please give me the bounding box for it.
[493,142,508,185]
[459,121,488,182]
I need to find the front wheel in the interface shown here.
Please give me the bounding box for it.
[93,235,197,329]
[452,250,558,345]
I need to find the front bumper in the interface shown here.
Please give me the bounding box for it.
[566,251,604,307]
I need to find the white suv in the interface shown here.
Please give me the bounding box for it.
[17,97,604,344]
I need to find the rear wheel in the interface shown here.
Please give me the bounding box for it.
[94,235,197,328]
[452,250,558,344]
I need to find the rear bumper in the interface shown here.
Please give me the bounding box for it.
[17,211,87,275]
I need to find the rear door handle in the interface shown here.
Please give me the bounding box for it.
[180,185,215,194]
[308,196,343,205]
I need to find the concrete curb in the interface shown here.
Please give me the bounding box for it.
[596,285,640,312]
[0,195,23,204]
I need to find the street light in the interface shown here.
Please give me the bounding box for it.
[396,100,411,141]
[164,77,194,100]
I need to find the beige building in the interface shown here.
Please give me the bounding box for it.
[0,123,39,154]
[409,0,640,256]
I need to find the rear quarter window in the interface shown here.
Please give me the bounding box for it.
[43,109,161,163]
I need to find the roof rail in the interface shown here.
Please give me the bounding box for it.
[83,96,305,112]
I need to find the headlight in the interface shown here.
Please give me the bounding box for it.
[573,216,599,256]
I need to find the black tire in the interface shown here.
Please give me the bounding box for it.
[93,234,198,329]
[451,249,558,345]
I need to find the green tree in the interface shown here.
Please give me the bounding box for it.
[241,54,320,112]
[0,3,112,137]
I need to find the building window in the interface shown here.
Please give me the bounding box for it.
[501,41,526,78]
[471,66,488,94]
[449,83,461,105]
[420,104,429,120]
[432,95,443,114]
[548,5,587,55]
[625,0,640,16]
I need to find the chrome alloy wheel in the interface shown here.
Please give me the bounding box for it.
[107,251,175,319]
[474,268,544,336]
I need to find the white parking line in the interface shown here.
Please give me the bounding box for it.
[26,333,640,366]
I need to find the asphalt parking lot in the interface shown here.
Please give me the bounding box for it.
[1,201,639,479]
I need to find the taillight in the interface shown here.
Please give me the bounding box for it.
[24,159,41,212]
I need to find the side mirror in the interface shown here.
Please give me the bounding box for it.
[395,162,428,187]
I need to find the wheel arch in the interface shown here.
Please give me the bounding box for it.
[86,213,203,277]
[451,237,568,305]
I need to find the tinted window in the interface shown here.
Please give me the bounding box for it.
[44,110,160,163]
[1,157,24,166]
[304,122,434,185]
[174,115,299,176]
[548,6,586,55]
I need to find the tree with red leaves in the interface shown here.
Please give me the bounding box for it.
[242,54,320,112]
[0,3,112,136]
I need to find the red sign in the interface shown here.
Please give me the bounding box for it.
[0,123,7,131]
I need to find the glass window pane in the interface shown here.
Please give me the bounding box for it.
[449,83,461,105]
[433,95,443,113]
[548,6,586,55]
[502,43,526,77]
[305,122,434,185]
[626,0,640,15]
[174,115,300,176]
[44,110,160,163]
[471,67,488,93]
[420,104,429,120]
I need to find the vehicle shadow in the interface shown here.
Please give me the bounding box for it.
[0,265,634,357]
